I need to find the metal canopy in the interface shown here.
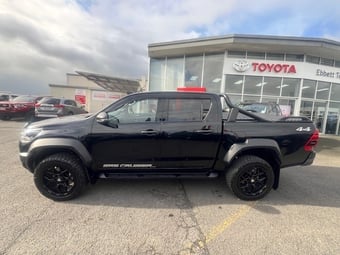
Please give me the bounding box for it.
[76,71,140,94]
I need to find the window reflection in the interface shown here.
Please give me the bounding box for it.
[166,57,184,91]
[244,76,262,95]
[326,102,340,134]
[281,78,300,97]
[225,75,243,94]
[263,77,281,96]
[149,58,166,91]
[185,55,203,87]
[203,53,224,93]
[301,80,316,99]
[300,101,313,119]
[331,83,340,101]
[313,102,326,131]
[316,81,330,100]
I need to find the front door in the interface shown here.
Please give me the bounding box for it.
[88,98,161,171]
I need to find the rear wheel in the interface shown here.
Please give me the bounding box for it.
[226,155,274,200]
[34,153,87,201]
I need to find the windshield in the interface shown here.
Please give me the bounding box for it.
[13,95,37,102]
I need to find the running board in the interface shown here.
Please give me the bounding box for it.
[98,171,219,179]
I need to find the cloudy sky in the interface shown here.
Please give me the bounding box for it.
[1,0,339,94]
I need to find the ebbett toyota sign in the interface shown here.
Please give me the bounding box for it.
[232,60,297,74]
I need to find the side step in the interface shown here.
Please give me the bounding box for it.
[98,171,219,179]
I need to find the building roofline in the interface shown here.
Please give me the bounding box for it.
[148,34,340,48]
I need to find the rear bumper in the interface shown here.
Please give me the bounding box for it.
[302,151,316,166]
[35,114,58,118]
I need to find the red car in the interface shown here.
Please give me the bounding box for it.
[0,95,44,121]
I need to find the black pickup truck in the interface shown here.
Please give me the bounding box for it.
[19,91,319,201]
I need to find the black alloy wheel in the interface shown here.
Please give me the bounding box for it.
[43,165,75,196]
[226,155,274,201]
[34,153,87,201]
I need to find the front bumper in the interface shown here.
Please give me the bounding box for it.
[19,152,34,173]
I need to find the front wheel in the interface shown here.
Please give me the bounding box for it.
[34,153,87,201]
[226,155,274,201]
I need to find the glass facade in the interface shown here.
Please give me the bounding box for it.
[149,51,340,135]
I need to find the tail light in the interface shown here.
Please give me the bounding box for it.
[35,103,40,107]
[304,129,319,152]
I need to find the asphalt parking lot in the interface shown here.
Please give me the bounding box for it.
[0,120,339,255]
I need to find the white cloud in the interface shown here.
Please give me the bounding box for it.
[0,0,339,94]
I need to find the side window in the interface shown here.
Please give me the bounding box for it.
[108,98,158,124]
[64,100,76,106]
[167,98,211,122]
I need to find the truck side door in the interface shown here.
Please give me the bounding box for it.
[158,95,222,169]
[88,97,162,171]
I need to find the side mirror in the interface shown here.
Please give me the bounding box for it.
[96,112,119,128]
[96,112,109,124]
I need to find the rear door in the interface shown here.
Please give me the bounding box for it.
[158,94,222,169]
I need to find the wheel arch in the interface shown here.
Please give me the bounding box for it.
[224,139,282,189]
[26,138,92,175]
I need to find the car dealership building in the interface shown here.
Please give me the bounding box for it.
[148,34,340,135]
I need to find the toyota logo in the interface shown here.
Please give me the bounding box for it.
[233,60,250,72]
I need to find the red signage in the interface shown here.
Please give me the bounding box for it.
[252,62,296,73]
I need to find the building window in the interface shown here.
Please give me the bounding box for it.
[203,53,224,93]
[313,101,327,131]
[300,100,313,119]
[306,55,320,64]
[327,102,340,135]
[316,81,330,100]
[228,51,246,58]
[331,83,340,101]
[247,52,265,59]
[243,95,261,103]
[266,53,284,60]
[281,78,300,97]
[185,55,203,87]
[278,98,295,116]
[286,54,304,62]
[149,58,166,90]
[262,77,281,96]
[244,76,262,95]
[301,80,317,99]
[225,75,243,94]
[320,57,334,66]
[306,55,320,65]
[166,57,184,91]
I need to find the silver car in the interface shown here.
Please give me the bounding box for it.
[35,97,87,118]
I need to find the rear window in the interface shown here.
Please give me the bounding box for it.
[40,98,61,105]
[167,98,211,122]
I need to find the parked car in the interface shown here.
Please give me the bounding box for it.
[35,97,87,119]
[19,91,319,201]
[238,101,282,116]
[0,92,19,102]
[0,95,43,121]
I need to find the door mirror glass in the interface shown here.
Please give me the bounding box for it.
[96,112,109,124]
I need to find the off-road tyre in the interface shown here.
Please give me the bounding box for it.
[226,155,274,201]
[34,153,87,201]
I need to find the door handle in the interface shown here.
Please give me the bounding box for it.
[194,129,213,134]
[141,129,158,135]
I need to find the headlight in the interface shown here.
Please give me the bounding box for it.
[20,128,42,143]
